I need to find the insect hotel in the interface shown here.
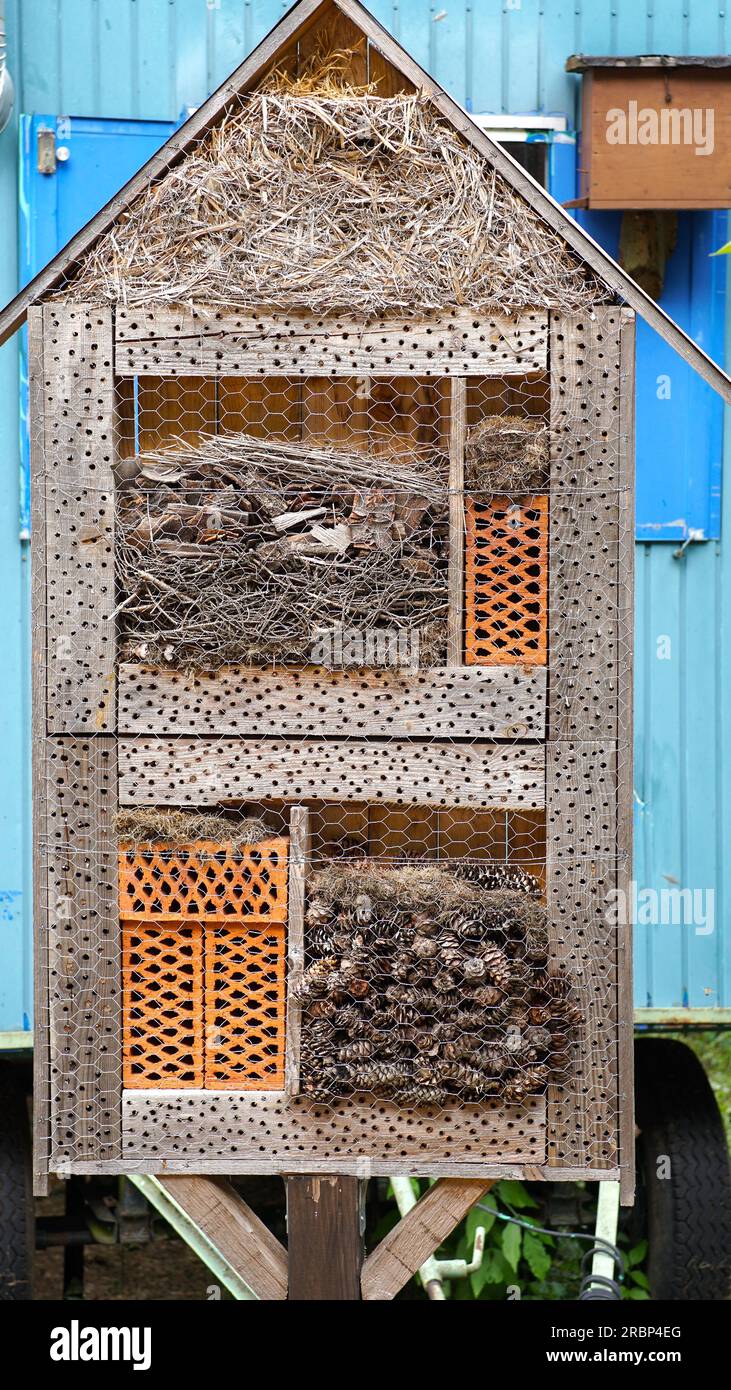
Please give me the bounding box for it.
[3,0,729,1299]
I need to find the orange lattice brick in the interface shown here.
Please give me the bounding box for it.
[122,922,204,1088]
[204,925,286,1089]
[118,838,289,922]
[464,495,548,665]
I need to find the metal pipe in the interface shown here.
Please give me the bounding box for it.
[389,1177,447,1300]
[0,0,15,136]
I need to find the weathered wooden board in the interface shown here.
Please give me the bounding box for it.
[121,1091,546,1173]
[29,308,51,1195]
[548,309,623,740]
[44,737,121,1165]
[43,305,116,733]
[114,307,548,377]
[617,310,636,1203]
[285,807,309,1098]
[117,663,546,739]
[288,1176,363,1300]
[117,737,545,810]
[447,377,466,666]
[158,1176,288,1299]
[361,1177,491,1300]
[545,742,619,1173]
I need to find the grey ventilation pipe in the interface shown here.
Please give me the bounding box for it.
[0,0,15,136]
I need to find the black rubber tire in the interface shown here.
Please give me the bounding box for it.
[635,1037,731,1301]
[0,1070,34,1300]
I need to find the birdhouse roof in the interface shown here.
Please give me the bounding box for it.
[1,0,729,400]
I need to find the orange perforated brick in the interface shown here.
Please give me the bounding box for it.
[122,922,204,1088]
[464,495,548,665]
[204,925,286,1089]
[120,838,289,1093]
[118,837,289,922]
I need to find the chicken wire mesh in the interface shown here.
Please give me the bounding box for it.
[30,47,632,1177]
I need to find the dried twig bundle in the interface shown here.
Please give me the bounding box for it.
[116,429,448,670]
[299,862,579,1107]
[464,416,549,492]
[57,80,610,315]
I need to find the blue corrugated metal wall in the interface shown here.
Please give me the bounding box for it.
[1,0,730,1033]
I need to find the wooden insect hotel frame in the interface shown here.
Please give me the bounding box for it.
[14,0,728,1216]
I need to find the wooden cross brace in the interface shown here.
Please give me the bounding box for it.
[156,1174,492,1300]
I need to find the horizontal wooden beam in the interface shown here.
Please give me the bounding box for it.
[114,307,548,377]
[361,1177,491,1300]
[121,1091,546,1173]
[118,663,546,739]
[156,1175,288,1300]
[57,1159,621,1181]
[117,737,545,810]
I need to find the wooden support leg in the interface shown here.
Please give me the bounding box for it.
[287,1175,364,1300]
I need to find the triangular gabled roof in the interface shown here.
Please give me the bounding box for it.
[2,0,729,401]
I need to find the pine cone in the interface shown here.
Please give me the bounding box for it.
[306,900,332,928]
[479,943,512,990]
[337,1039,373,1062]
[462,956,488,983]
[308,998,338,1021]
[454,862,542,898]
[413,933,438,960]
[399,1084,448,1107]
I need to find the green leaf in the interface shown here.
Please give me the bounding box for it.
[523,1230,552,1281]
[626,1287,650,1300]
[626,1240,648,1267]
[483,1249,511,1285]
[466,1204,495,1243]
[496,1180,538,1209]
[470,1260,490,1297]
[502,1221,522,1271]
[629,1269,650,1290]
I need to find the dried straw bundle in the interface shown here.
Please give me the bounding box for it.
[116,808,273,851]
[116,430,448,670]
[464,415,549,492]
[299,861,580,1107]
[58,80,609,315]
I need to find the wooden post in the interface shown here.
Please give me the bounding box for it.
[447,376,467,666]
[287,1176,364,1300]
[286,805,310,1096]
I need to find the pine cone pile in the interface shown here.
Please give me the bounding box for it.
[298,862,580,1107]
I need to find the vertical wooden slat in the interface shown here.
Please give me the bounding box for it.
[43,305,116,732]
[447,376,467,666]
[617,308,636,1204]
[29,307,50,1196]
[286,805,310,1097]
[46,737,120,1165]
[546,309,625,1173]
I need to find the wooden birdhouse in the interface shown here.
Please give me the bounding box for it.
[2,0,729,1218]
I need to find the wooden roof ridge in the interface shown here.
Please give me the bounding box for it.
[1,0,729,401]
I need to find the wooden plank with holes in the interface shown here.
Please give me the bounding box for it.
[286,807,310,1097]
[545,740,619,1173]
[43,304,116,733]
[121,1091,547,1173]
[617,309,636,1203]
[287,1177,363,1300]
[157,1176,288,1299]
[117,737,545,810]
[361,1178,491,1300]
[447,377,466,665]
[29,307,50,1195]
[44,737,120,1165]
[548,309,623,741]
[113,307,549,377]
[117,662,547,739]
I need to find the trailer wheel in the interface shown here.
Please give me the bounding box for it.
[0,1070,34,1300]
[635,1037,731,1300]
